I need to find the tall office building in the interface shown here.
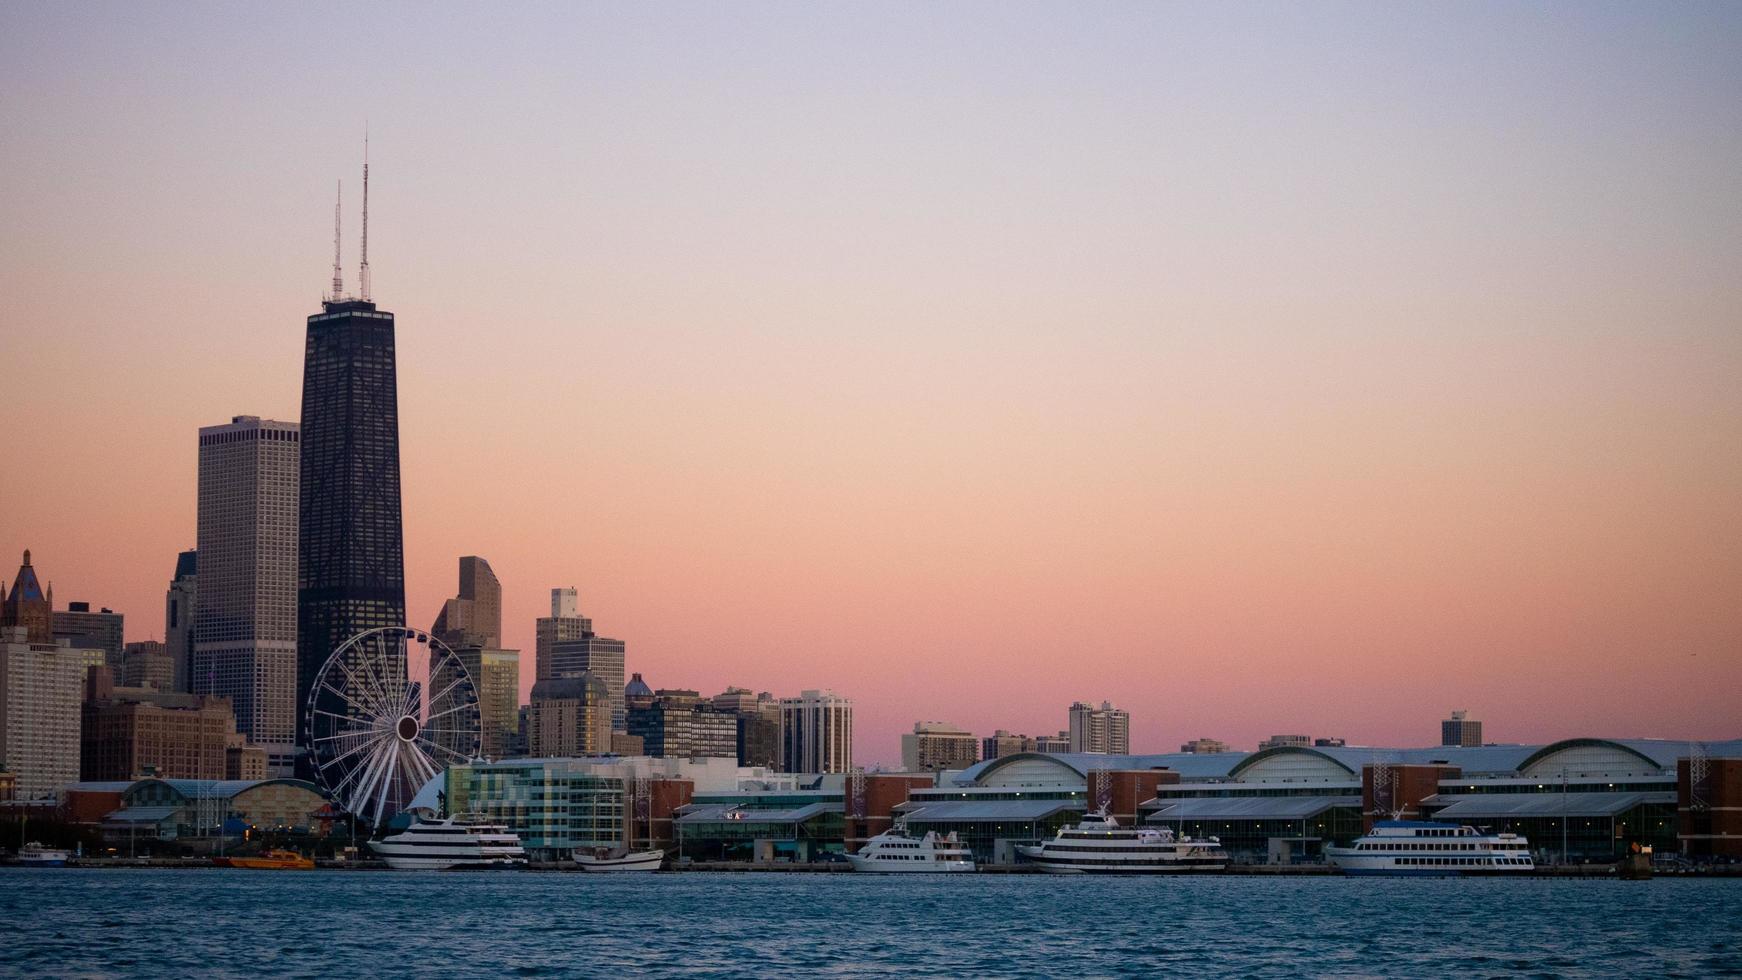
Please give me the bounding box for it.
[982,730,1039,760]
[627,690,737,760]
[1,550,53,644]
[0,625,101,800]
[1258,734,1311,750]
[779,689,853,774]
[538,589,626,732]
[297,287,406,756]
[164,550,197,692]
[1068,701,1130,754]
[431,556,502,649]
[1442,710,1482,747]
[53,602,124,667]
[524,673,613,758]
[432,557,518,759]
[196,416,300,772]
[901,721,978,772]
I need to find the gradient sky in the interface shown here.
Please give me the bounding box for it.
[2,3,1739,765]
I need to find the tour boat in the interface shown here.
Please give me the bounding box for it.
[14,842,70,867]
[371,815,527,870]
[848,826,975,873]
[1018,810,1227,873]
[573,846,664,872]
[1326,820,1534,876]
[212,849,315,870]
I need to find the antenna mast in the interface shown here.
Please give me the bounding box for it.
[330,180,344,301]
[359,128,371,301]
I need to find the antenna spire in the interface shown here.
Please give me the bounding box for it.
[330,180,344,301]
[359,126,371,302]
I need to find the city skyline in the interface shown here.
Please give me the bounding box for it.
[3,4,1741,766]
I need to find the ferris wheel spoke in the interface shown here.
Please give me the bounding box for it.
[421,738,475,766]
[358,632,398,712]
[372,746,401,827]
[328,652,392,719]
[422,670,470,714]
[316,734,388,773]
[423,698,477,725]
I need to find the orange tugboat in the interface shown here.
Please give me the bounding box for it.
[212,849,315,870]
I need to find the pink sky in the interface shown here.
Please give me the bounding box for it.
[2,4,1739,764]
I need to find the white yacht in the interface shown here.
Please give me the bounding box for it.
[14,842,70,867]
[1019,811,1227,873]
[370,814,527,871]
[847,826,975,873]
[1326,820,1534,876]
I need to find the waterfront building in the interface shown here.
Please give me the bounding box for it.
[431,557,518,758]
[2,550,54,644]
[431,556,502,648]
[628,690,738,760]
[1442,710,1482,747]
[1258,734,1311,750]
[1068,701,1129,754]
[779,689,853,774]
[297,291,407,761]
[0,624,103,800]
[196,415,300,773]
[98,776,332,844]
[1034,731,1071,754]
[119,641,175,691]
[902,721,979,772]
[1180,738,1233,754]
[53,602,125,667]
[524,673,613,758]
[164,550,197,691]
[537,588,627,732]
[983,730,1039,760]
[81,666,238,781]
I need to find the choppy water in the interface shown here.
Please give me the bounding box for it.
[1,869,1738,978]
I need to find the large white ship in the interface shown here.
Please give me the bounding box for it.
[370,815,527,871]
[847,826,975,873]
[1326,820,1534,876]
[1018,811,1227,873]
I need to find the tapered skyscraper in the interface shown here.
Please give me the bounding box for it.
[296,153,405,757]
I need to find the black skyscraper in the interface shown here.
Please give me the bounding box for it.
[296,297,406,752]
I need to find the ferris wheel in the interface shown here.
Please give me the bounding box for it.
[305,626,481,826]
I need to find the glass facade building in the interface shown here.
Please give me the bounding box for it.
[296,299,406,758]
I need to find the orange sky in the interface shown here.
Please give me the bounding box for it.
[2,4,1739,763]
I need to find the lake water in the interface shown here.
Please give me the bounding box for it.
[2,869,1738,978]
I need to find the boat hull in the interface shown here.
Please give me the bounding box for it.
[574,850,663,872]
[846,855,975,873]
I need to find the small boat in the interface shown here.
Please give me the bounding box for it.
[15,842,71,867]
[1325,820,1534,876]
[573,846,664,872]
[848,826,975,873]
[1018,810,1227,874]
[212,849,315,870]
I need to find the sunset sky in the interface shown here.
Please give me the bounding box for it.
[2,3,1738,764]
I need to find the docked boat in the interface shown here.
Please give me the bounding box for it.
[1018,811,1227,873]
[573,846,664,872]
[1325,820,1534,876]
[847,826,975,873]
[371,814,527,871]
[212,849,314,870]
[14,842,71,867]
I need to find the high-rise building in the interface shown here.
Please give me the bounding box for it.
[538,589,626,731]
[2,550,53,644]
[712,687,780,768]
[901,721,978,772]
[0,625,100,800]
[431,556,502,649]
[297,292,407,761]
[431,557,518,759]
[53,602,125,667]
[1068,701,1130,754]
[1258,734,1311,750]
[1442,710,1482,748]
[82,666,239,781]
[1180,738,1233,754]
[982,730,1039,760]
[165,550,197,692]
[524,673,613,758]
[627,690,737,760]
[197,416,300,772]
[119,641,175,691]
[1035,731,1071,754]
[779,690,853,774]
